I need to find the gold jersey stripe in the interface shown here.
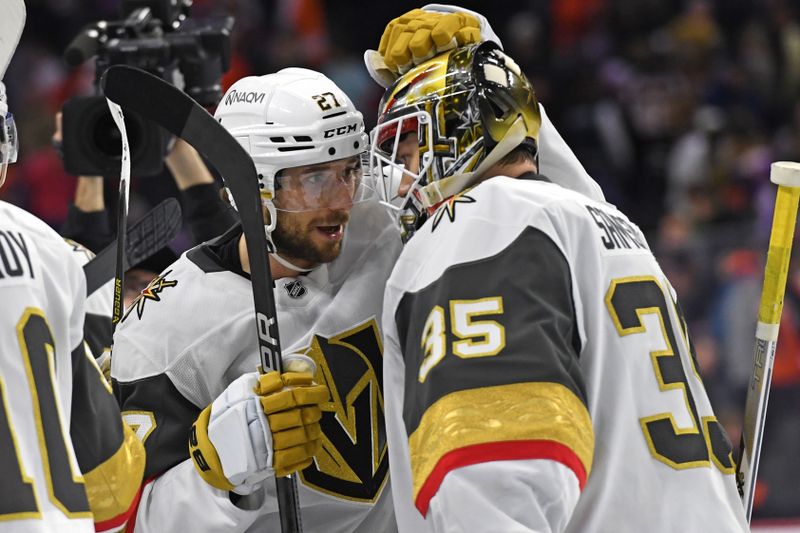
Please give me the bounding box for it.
[409,381,594,502]
[83,422,145,523]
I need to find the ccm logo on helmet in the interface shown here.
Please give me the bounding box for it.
[224,90,266,106]
[324,123,358,138]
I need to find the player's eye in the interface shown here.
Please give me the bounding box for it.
[302,173,327,186]
[344,165,361,182]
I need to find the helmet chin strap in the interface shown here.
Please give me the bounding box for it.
[267,236,317,273]
[265,203,317,273]
[417,116,528,209]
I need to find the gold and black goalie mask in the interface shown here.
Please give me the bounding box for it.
[369,41,542,241]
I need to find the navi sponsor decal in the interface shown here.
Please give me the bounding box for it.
[123,270,178,321]
[223,90,266,106]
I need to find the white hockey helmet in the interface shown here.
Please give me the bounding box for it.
[214,68,369,232]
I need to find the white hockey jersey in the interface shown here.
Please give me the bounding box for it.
[0,201,93,532]
[381,176,749,532]
[0,201,144,533]
[111,198,402,532]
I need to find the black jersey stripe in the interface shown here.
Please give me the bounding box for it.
[113,373,201,478]
[70,343,124,473]
[395,225,586,437]
[83,312,111,359]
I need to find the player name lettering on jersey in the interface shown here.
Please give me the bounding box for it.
[585,205,648,253]
[0,229,34,281]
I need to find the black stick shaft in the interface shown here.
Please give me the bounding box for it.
[242,202,303,532]
[111,179,127,334]
[277,477,303,531]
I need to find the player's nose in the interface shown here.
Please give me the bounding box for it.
[397,174,414,197]
[329,179,355,210]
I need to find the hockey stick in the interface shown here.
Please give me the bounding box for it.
[736,161,800,521]
[0,0,25,80]
[83,197,182,296]
[102,65,303,533]
[107,99,132,334]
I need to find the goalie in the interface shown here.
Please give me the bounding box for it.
[368,6,750,532]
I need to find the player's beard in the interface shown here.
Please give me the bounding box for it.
[272,209,350,266]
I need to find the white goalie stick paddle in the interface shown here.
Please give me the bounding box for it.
[737,161,800,521]
[101,65,303,533]
[83,197,182,296]
[0,0,26,80]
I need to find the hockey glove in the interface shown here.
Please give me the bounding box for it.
[364,4,502,88]
[189,354,328,495]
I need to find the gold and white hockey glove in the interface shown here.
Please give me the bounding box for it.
[188,354,328,495]
[364,4,503,87]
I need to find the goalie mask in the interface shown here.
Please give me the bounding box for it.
[0,82,18,188]
[370,42,541,240]
[215,69,370,235]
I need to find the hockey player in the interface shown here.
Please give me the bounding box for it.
[0,3,145,531]
[372,42,750,531]
[110,69,402,532]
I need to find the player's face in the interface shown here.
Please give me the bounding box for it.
[371,110,434,202]
[271,156,360,266]
[272,205,350,266]
[394,132,421,197]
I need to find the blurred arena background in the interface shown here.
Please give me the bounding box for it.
[2,0,799,526]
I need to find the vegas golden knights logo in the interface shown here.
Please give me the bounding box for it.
[122,270,178,321]
[299,319,388,502]
[430,193,476,231]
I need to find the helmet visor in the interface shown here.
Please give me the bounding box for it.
[0,113,17,187]
[0,112,18,165]
[272,154,375,213]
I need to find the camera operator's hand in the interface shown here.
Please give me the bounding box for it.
[55,111,113,252]
[166,137,238,244]
[73,176,105,212]
[53,112,105,211]
[188,354,328,495]
[165,137,215,191]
